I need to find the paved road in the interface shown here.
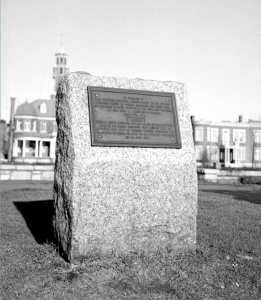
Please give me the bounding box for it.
[1,181,260,205]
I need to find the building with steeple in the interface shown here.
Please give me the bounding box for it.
[11,44,69,163]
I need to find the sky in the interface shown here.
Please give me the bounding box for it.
[1,0,261,122]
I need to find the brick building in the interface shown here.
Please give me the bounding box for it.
[192,115,261,168]
[13,99,56,163]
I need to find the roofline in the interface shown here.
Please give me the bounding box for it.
[14,115,55,120]
[30,99,55,103]
[193,121,261,128]
[14,135,55,141]
[55,52,68,56]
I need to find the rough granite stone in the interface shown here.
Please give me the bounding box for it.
[53,72,198,262]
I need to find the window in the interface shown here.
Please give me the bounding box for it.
[195,145,203,160]
[222,129,230,144]
[254,148,261,160]
[60,57,63,63]
[56,57,59,65]
[60,67,63,74]
[53,121,57,132]
[64,58,66,64]
[207,146,219,161]
[40,103,47,113]
[254,130,261,143]
[208,128,219,143]
[16,120,22,131]
[24,120,31,131]
[25,140,36,157]
[238,147,246,161]
[195,127,204,142]
[42,141,50,157]
[233,129,246,143]
[40,121,46,132]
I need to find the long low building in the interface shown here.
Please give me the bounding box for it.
[191,115,261,168]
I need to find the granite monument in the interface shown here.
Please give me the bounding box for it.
[53,72,197,261]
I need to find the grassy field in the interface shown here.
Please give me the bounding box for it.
[1,182,261,299]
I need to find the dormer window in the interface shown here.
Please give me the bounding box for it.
[40,103,47,114]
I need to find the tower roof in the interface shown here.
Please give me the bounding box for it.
[57,45,66,54]
[56,35,67,54]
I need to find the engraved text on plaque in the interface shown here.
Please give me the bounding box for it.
[88,86,181,148]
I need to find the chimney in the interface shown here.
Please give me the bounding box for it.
[238,115,243,123]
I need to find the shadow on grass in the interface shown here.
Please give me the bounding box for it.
[207,189,261,205]
[13,199,55,244]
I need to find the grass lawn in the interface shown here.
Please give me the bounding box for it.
[1,182,261,299]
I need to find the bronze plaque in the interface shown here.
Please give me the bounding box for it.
[88,86,181,148]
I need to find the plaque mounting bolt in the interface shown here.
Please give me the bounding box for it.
[98,135,102,138]
[166,99,169,102]
[95,94,98,97]
[171,138,174,141]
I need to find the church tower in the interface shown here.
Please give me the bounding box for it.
[53,40,70,92]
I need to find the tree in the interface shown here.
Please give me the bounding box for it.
[201,149,210,167]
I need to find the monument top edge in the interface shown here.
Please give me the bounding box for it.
[65,71,185,86]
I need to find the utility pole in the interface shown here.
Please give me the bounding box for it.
[8,98,15,163]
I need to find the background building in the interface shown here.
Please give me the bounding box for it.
[192,115,261,168]
[0,120,7,161]
[13,99,56,163]
[11,45,69,163]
